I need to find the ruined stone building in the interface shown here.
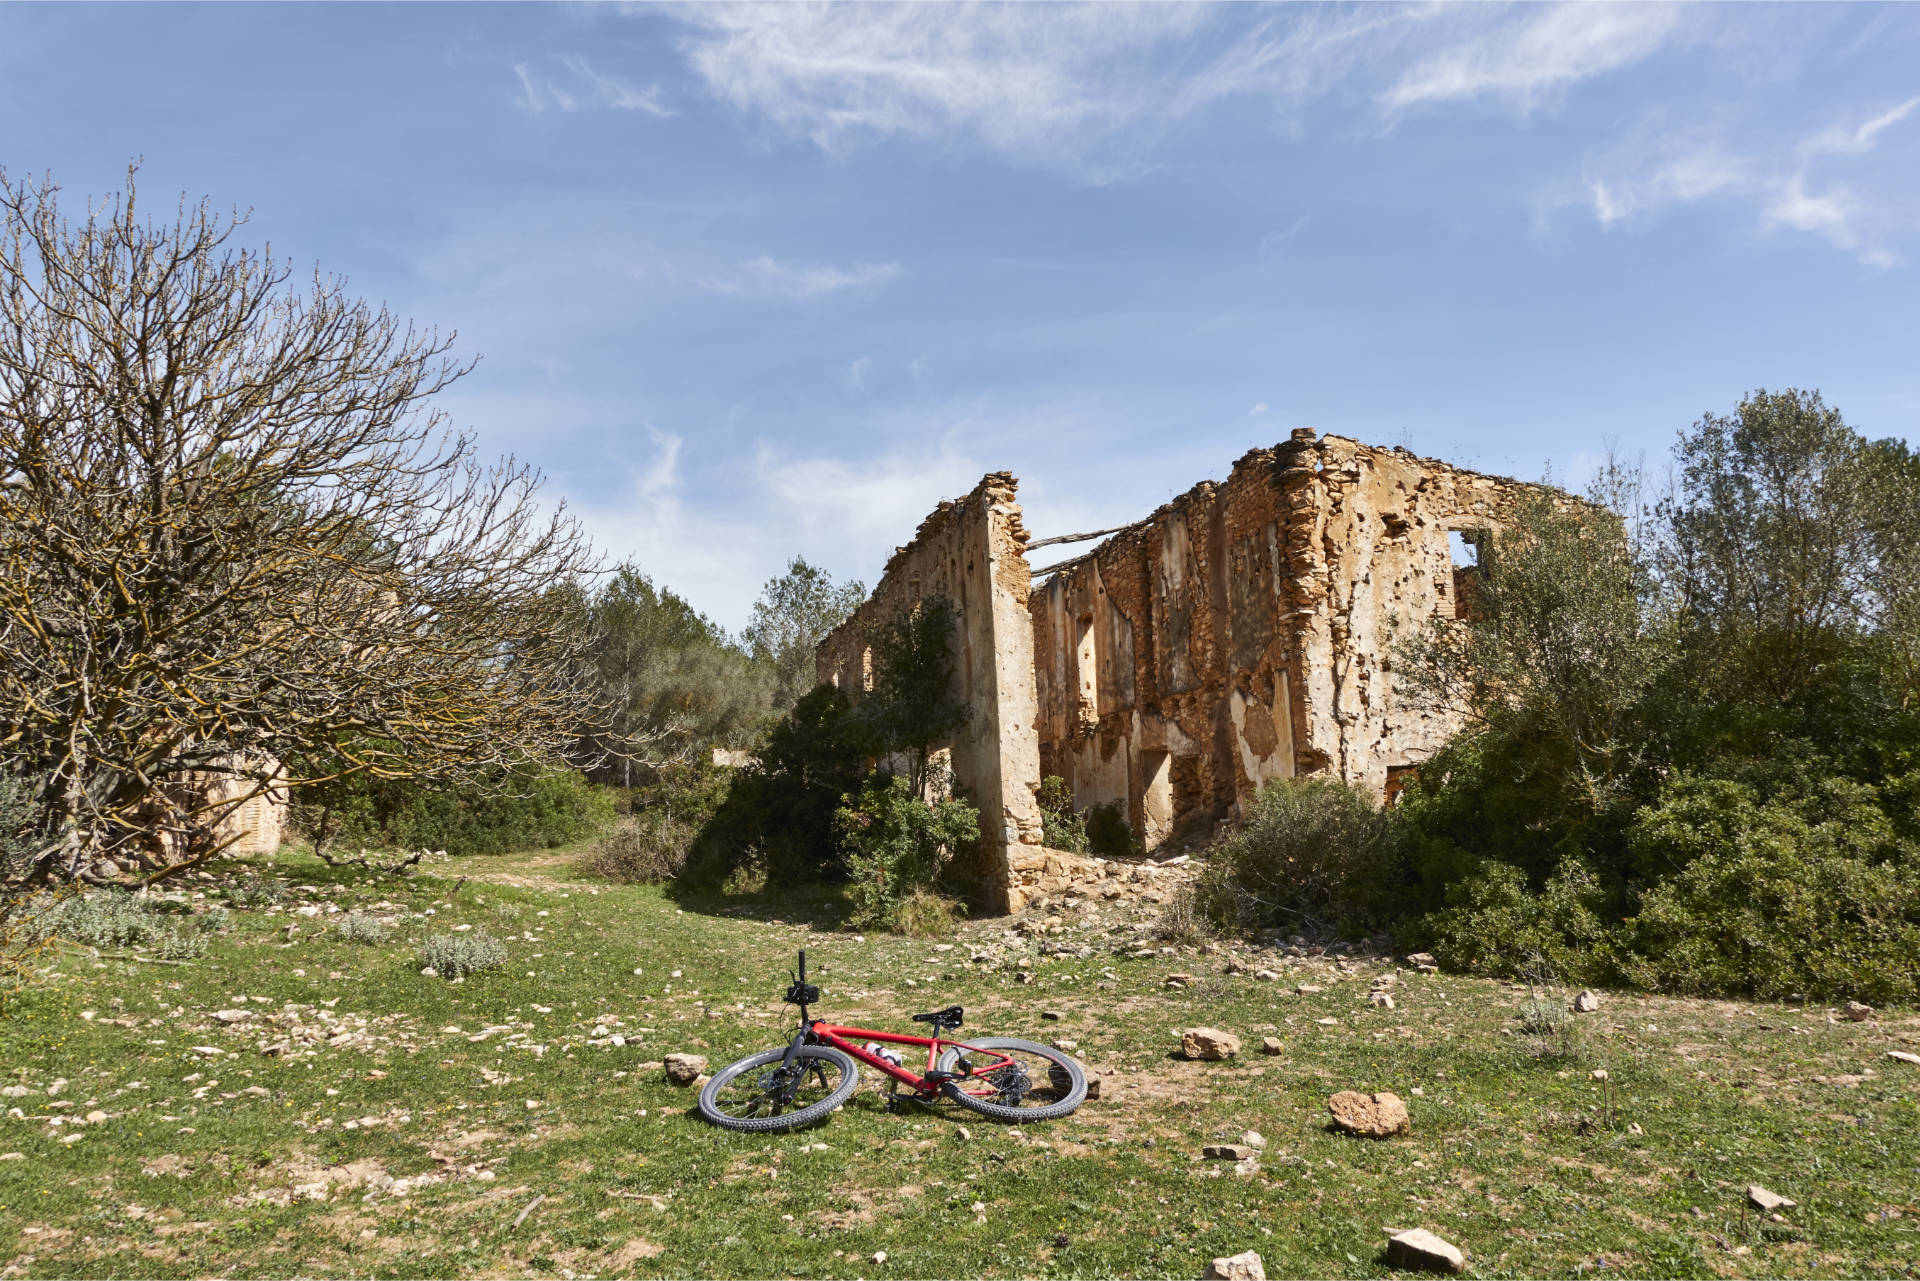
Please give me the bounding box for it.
[816,430,1544,912]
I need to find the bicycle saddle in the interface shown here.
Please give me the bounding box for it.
[910,1005,964,1030]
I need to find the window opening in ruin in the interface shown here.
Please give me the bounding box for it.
[1075,612,1098,725]
[1447,530,1478,567]
[1384,764,1418,807]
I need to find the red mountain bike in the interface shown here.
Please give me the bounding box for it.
[698,950,1087,1133]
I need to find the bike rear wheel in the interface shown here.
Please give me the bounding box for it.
[698,1045,860,1132]
[936,1037,1086,1121]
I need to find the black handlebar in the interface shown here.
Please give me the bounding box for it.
[785,949,820,1011]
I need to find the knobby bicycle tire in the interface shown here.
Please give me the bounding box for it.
[936,1036,1087,1121]
[697,1045,860,1132]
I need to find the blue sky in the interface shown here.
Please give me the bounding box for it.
[3,2,1916,629]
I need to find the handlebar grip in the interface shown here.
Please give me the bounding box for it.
[798,949,807,980]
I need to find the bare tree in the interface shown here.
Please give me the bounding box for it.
[0,168,606,882]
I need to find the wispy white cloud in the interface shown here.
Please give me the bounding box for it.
[1382,3,1691,114]
[703,255,901,300]
[513,54,672,116]
[1576,96,1918,266]
[1583,132,1750,227]
[672,2,1206,179]
[664,3,1696,178]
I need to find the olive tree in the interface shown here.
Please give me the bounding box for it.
[0,169,606,882]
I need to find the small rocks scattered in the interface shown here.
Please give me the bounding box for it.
[663,1053,708,1086]
[1165,973,1196,989]
[1203,1249,1266,1280]
[1327,1090,1411,1139]
[1260,1036,1284,1056]
[1386,1228,1466,1273]
[1181,1028,1240,1061]
[1368,992,1395,1010]
[1202,1143,1255,1161]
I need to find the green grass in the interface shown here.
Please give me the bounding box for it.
[1,844,1916,1279]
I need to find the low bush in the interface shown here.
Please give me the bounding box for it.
[1085,800,1143,859]
[890,886,964,938]
[835,773,979,932]
[591,813,693,884]
[1153,886,1212,945]
[1036,776,1088,854]
[1425,858,1616,985]
[293,759,616,858]
[227,876,284,909]
[418,930,507,979]
[1618,777,1920,1004]
[1192,777,1402,937]
[54,889,160,949]
[337,911,393,945]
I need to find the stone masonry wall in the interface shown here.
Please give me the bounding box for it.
[815,472,1043,911]
[1030,430,1538,848]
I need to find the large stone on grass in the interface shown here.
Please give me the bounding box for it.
[1385,1228,1465,1273]
[1203,1249,1266,1280]
[1571,990,1601,1014]
[1202,1144,1255,1161]
[663,1053,708,1086]
[1182,1028,1240,1060]
[1328,1090,1410,1138]
[1746,1185,1796,1212]
[1844,1001,1875,1022]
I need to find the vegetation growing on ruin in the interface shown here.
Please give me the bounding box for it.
[1391,389,1920,1002]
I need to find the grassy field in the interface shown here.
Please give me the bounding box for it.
[1,846,1916,1280]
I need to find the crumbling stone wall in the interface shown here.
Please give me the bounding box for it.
[818,431,1549,908]
[815,473,1043,911]
[1030,430,1537,845]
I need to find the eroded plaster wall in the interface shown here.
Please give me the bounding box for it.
[815,472,1042,911]
[1030,430,1537,847]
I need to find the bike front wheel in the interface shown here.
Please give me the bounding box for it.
[936,1036,1086,1121]
[698,1045,860,1132]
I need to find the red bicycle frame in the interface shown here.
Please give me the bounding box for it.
[807,1022,1015,1098]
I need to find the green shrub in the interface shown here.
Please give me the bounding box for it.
[228,875,284,909]
[891,887,964,938]
[418,930,507,979]
[337,911,393,945]
[1192,777,1402,936]
[834,773,979,932]
[1424,858,1616,985]
[148,926,208,961]
[591,814,692,883]
[686,685,869,889]
[1618,777,1920,1004]
[1085,800,1143,859]
[53,890,160,949]
[1036,776,1088,854]
[293,759,615,858]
